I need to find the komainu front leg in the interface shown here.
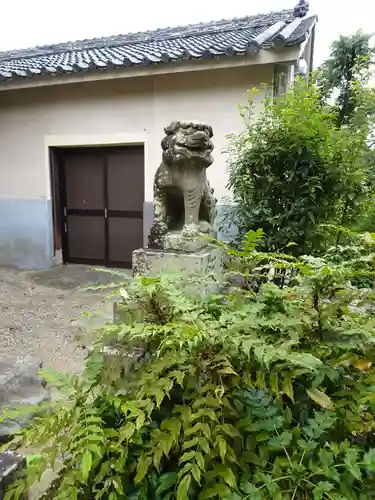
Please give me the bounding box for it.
[184,188,202,227]
[148,189,168,249]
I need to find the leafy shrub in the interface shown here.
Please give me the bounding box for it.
[224,79,373,255]
[3,235,375,499]
[320,228,375,289]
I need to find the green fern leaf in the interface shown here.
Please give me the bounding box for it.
[282,376,294,402]
[81,450,92,482]
[183,437,199,450]
[306,388,334,410]
[179,451,196,465]
[216,437,227,463]
[191,464,201,484]
[134,456,152,484]
[177,474,191,500]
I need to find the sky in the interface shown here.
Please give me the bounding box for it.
[0,0,374,66]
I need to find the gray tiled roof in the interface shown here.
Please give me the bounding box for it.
[0,8,317,83]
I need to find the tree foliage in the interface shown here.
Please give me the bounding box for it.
[315,31,375,235]
[316,31,374,127]
[3,233,375,499]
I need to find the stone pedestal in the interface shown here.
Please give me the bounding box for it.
[132,246,223,280]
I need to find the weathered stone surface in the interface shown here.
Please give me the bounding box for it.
[148,120,217,252]
[132,246,223,281]
[0,357,50,439]
[0,452,27,499]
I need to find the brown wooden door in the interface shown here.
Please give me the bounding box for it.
[60,146,144,268]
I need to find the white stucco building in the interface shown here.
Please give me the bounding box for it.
[0,0,316,269]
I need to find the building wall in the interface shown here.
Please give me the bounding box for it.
[0,64,273,268]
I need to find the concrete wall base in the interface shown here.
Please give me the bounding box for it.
[0,199,53,269]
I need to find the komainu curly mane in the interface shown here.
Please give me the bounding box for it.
[148,120,217,252]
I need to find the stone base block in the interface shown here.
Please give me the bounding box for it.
[0,357,50,441]
[0,452,28,499]
[132,246,224,281]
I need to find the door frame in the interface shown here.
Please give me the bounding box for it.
[47,133,148,266]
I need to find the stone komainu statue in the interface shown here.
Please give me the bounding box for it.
[148,120,217,252]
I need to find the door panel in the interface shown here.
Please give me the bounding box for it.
[107,147,144,266]
[64,152,104,209]
[66,215,106,260]
[107,147,144,211]
[108,218,143,263]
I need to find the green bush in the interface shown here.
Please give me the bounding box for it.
[3,235,375,499]
[225,80,373,255]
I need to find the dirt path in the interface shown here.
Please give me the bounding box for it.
[0,264,129,373]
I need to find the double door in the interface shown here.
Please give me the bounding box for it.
[60,146,144,268]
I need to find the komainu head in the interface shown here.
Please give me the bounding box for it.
[161,120,214,167]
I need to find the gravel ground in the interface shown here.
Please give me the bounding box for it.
[0,264,131,499]
[0,264,130,373]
